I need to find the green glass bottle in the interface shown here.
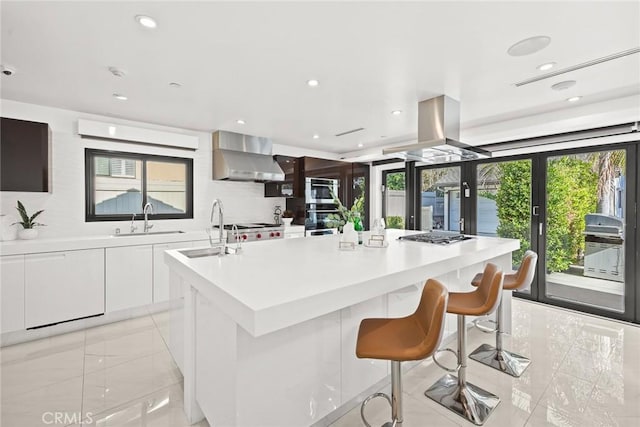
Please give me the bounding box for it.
[354,214,363,245]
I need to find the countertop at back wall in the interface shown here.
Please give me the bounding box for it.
[0,230,210,256]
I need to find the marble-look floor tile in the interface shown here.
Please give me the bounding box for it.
[82,351,182,416]
[85,315,156,345]
[536,372,595,415]
[84,327,168,374]
[1,347,85,397]
[0,329,85,365]
[557,346,610,382]
[1,375,83,427]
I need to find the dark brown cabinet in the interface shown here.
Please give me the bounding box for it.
[1,117,51,192]
[264,155,303,198]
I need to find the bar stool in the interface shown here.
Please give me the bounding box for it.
[356,279,449,427]
[469,250,538,377]
[424,263,504,426]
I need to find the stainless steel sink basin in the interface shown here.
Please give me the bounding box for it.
[179,247,222,258]
[112,230,186,237]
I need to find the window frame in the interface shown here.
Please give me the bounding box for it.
[85,148,193,222]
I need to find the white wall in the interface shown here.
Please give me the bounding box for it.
[0,100,285,238]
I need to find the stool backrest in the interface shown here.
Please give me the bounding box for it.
[513,250,538,291]
[414,279,449,358]
[476,263,504,315]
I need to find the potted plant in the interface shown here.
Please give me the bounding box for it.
[13,200,45,240]
[281,209,294,226]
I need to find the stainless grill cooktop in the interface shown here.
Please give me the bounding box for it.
[398,232,473,245]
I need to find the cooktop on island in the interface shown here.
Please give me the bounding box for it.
[398,232,473,245]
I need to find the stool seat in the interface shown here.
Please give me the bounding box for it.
[471,251,537,291]
[447,292,498,316]
[471,272,519,290]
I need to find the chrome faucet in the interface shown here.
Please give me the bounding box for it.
[143,203,154,233]
[130,213,138,233]
[209,199,225,248]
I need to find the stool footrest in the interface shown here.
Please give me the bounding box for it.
[469,343,531,377]
[425,374,500,426]
[473,318,498,334]
[432,347,460,373]
[360,392,391,427]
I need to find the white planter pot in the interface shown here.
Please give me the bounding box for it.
[282,218,293,226]
[18,228,38,240]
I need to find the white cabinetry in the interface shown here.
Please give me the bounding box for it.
[106,245,152,312]
[153,242,193,303]
[284,225,305,239]
[1,255,25,333]
[24,249,104,328]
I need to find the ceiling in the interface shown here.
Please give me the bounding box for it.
[1,1,639,154]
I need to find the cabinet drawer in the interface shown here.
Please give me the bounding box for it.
[1,255,25,333]
[106,245,153,312]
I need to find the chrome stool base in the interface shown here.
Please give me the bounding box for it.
[425,373,500,426]
[469,343,531,377]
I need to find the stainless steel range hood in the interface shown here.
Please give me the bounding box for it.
[383,95,491,163]
[213,131,284,181]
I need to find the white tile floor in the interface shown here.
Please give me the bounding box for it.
[1,300,638,427]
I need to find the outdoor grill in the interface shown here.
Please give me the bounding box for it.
[583,214,624,282]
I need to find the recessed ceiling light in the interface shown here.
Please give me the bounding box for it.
[236,119,246,125]
[108,66,126,78]
[312,134,319,139]
[537,62,556,71]
[507,36,551,56]
[307,79,319,87]
[357,143,364,148]
[113,94,128,101]
[135,15,157,29]
[567,96,582,103]
[551,80,576,91]
[169,82,182,88]
[391,110,402,116]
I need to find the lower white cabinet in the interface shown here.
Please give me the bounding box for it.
[284,226,305,239]
[24,249,104,329]
[1,255,25,333]
[153,242,193,303]
[106,245,153,312]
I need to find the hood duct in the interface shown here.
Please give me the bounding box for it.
[383,95,491,164]
[212,131,285,181]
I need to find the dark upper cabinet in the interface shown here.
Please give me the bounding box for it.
[264,155,303,198]
[1,117,51,192]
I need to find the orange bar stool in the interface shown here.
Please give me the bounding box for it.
[424,264,504,426]
[469,250,538,377]
[356,279,449,427]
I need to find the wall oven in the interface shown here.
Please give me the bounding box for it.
[305,203,340,233]
[305,178,339,204]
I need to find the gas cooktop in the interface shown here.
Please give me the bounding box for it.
[216,223,282,230]
[398,232,473,245]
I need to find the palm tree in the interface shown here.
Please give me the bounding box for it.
[588,151,625,216]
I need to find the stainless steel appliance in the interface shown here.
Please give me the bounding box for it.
[584,214,624,282]
[383,95,491,164]
[398,231,473,244]
[305,177,339,204]
[213,223,284,243]
[306,228,338,237]
[212,130,285,181]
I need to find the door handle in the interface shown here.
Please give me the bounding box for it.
[459,218,465,232]
[532,206,539,216]
[539,223,543,236]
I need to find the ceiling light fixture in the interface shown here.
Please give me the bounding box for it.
[108,66,126,78]
[169,82,182,88]
[307,79,319,87]
[312,134,319,139]
[567,96,582,103]
[507,35,551,56]
[135,15,157,29]
[357,143,364,148]
[236,119,246,125]
[391,110,402,116]
[551,80,576,91]
[113,94,128,101]
[537,62,556,71]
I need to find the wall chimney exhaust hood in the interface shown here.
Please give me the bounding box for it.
[383,95,491,163]
[212,131,284,181]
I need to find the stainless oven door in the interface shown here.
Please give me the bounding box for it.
[305,178,339,204]
[307,228,338,237]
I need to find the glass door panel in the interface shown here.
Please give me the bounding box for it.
[419,166,461,231]
[476,159,534,293]
[544,149,627,313]
[382,170,406,229]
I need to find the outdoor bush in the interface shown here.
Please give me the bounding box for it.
[386,216,404,229]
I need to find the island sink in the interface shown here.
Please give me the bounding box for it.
[179,247,222,258]
[112,230,185,237]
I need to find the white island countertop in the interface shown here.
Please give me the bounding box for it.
[165,229,520,337]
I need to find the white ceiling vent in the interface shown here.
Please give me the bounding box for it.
[335,127,365,137]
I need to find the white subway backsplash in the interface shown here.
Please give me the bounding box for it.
[0,100,285,239]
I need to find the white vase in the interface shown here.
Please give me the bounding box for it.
[282,218,293,226]
[18,228,38,240]
[1,214,18,241]
[341,222,358,245]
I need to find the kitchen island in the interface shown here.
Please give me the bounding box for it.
[164,229,520,426]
